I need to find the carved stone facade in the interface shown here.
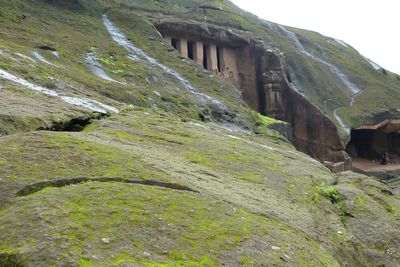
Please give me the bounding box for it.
[155,21,351,171]
[165,36,239,78]
[261,70,285,120]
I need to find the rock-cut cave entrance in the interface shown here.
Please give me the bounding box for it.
[346,123,400,171]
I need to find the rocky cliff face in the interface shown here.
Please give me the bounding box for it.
[259,51,351,171]
[156,21,350,170]
[0,0,399,266]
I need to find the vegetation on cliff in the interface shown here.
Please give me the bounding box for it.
[0,0,399,266]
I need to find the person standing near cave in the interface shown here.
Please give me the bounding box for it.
[381,152,390,165]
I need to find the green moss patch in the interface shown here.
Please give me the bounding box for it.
[0,182,338,266]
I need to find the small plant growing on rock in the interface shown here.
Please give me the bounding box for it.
[317,185,341,204]
[316,185,351,223]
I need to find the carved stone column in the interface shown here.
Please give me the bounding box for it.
[207,44,218,73]
[193,41,204,66]
[177,39,188,58]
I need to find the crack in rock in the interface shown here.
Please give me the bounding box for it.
[16,177,199,196]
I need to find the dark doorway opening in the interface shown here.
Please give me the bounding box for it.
[187,41,194,60]
[203,44,209,69]
[171,39,178,50]
[216,46,222,73]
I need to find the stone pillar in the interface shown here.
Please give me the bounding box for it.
[207,44,218,73]
[193,41,204,66]
[164,36,172,46]
[219,47,226,71]
[177,39,188,58]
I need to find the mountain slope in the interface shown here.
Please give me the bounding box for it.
[0,0,399,266]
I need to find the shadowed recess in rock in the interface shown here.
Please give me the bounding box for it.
[16,177,199,197]
[36,114,105,132]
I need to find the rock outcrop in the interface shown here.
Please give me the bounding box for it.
[0,0,399,265]
[156,21,350,171]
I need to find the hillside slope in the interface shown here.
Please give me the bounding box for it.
[0,0,399,266]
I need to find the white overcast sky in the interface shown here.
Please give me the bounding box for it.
[231,0,400,74]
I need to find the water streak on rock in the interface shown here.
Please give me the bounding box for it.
[334,38,349,48]
[276,25,361,95]
[15,52,36,62]
[276,24,363,133]
[333,108,350,134]
[51,51,60,58]
[84,52,122,83]
[0,68,118,113]
[31,50,57,66]
[363,56,381,70]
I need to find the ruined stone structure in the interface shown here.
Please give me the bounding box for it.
[155,21,351,171]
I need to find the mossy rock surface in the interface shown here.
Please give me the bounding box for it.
[0,0,399,266]
[0,182,340,266]
[0,109,398,265]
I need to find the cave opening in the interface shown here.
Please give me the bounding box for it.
[216,46,222,73]
[171,38,178,49]
[347,128,400,169]
[203,44,209,69]
[187,41,194,60]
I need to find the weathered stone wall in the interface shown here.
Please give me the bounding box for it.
[236,45,259,112]
[218,47,239,88]
[256,50,285,120]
